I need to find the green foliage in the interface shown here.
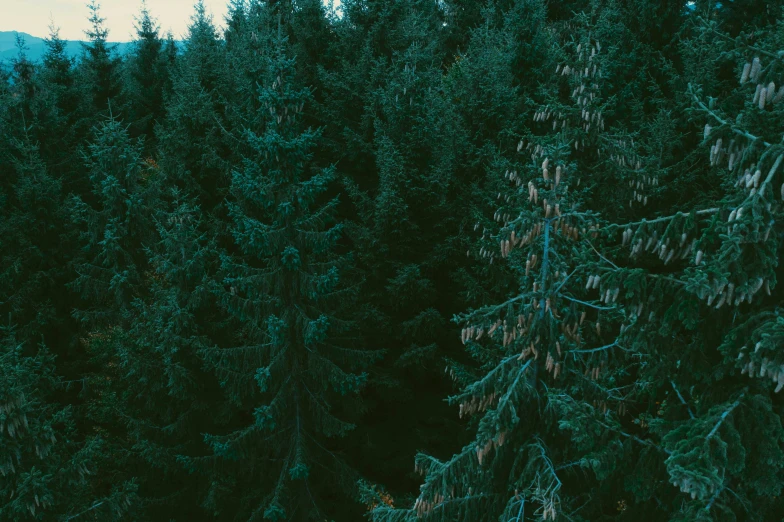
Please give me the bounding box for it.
[0,323,137,521]
[70,117,152,326]
[78,1,124,118]
[156,1,232,215]
[3,1,784,520]
[125,3,171,151]
[190,21,378,521]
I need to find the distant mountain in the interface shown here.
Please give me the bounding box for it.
[0,31,134,63]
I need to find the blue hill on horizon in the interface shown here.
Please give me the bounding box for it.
[0,30,135,64]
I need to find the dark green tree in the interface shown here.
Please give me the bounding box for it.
[9,36,36,127]
[125,2,171,152]
[0,322,137,522]
[0,132,71,344]
[366,4,648,520]
[189,28,377,521]
[157,1,232,216]
[342,0,474,493]
[370,2,784,521]
[70,118,152,327]
[84,187,222,521]
[78,0,124,119]
[38,24,85,182]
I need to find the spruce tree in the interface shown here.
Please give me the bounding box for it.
[70,117,152,327]
[125,2,170,152]
[367,4,643,520]
[370,2,784,521]
[84,187,222,521]
[0,133,69,343]
[1,3,782,522]
[189,24,375,521]
[157,1,232,215]
[0,39,80,350]
[346,0,472,492]
[9,36,36,127]
[78,1,124,119]
[39,24,85,182]
[0,322,137,522]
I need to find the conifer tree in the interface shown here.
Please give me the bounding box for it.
[0,40,79,349]
[84,187,222,521]
[157,1,231,215]
[369,3,784,521]
[78,1,123,119]
[0,322,137,522]
[343,0,473,490]
[1,3,783,522]
[439,4,525,180]
[367,4,641,520]
[0,133,70,343]
[38,24,85,180]
[189,24,375,521]
[9,36,36,127]
[125,2,170,152]
[70,118,152,327]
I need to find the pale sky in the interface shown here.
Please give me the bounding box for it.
[1,1,232,42]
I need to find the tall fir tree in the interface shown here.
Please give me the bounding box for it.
[84,187,223,521]
[125,2,171,153]
[0,131,70,344]
[367,3,657,520]
[70,118,152,327]
[38,24,85,185]
[157,1,232,217]
[343,0,473,494]
[0,3,783,522]
[78,1,124,120]
[371,2,784,521]
[188,23,377,521]
[0,322,137,522]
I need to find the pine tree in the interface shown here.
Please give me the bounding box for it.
[84,187,222,521]
[70,117,152,327]
[0,321,137,521]
[38,23,85,182]
[78,0,124,119]
[157,1,232,215]
[189,24,376,521]
[125,2,170,152]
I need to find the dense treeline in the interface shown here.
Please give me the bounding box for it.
[2,0,784,520]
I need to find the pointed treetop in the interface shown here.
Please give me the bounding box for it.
[85,0,109,42]
[134,0,161,41]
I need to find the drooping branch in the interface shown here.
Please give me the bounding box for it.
[603,208,719,231]
[759,152,784,196]
[700,20,784,63]
[690,91,772,148]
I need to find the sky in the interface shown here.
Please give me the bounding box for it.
[1,1,232,42]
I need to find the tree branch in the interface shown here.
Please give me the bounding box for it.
[706,395,744,441]
[670,380,695,420]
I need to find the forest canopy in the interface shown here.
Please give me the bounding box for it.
[2,0,784,521]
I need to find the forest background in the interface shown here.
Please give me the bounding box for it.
[2,0,784,521]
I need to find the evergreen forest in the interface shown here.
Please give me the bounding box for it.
[3,0,784,520]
